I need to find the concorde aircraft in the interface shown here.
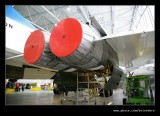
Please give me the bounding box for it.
[5,5,154,97]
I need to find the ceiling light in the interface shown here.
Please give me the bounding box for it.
[67,7,71,11]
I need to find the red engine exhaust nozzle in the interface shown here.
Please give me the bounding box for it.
[49,18,83,57]
[24,30,45,64]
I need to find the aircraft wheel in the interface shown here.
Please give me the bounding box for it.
[53,89,59,94]
[99,90,109,97]
[123,98,127,105]
[110,90,113,96]
[105,90,109,97]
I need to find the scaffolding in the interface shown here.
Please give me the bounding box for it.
[76,72,106,105]
[60,91,77,105]
[59,72,107,105]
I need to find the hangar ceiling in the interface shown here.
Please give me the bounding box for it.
[6,5,155,70]
[13,5,154,34]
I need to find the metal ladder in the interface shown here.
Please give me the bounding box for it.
[76,72,106,105]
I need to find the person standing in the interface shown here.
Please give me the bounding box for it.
[15,83,19,92]
[22,84,24,92]
[19,84,21,92]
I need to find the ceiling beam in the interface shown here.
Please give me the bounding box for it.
[130,6,137,31]
[41,6,60,22]
[27,19,49,32]
[111,6,115,34]
[52,6,56,16]
[31,6,55,32]
[90,16,107,36]
[33,15,42,23]
[26,6,33,22]
[43,16,49,30]
[30,6,55,30]
[56,8,63,17]
[147,6,154,27]
[78,6,90,24]
[136,6,148,29]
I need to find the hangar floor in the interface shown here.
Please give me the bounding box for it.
[6,89,127,105]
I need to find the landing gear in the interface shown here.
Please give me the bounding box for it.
[123,98,127,105]
[109,90,113,96]
[53,89,60,94]
[105,90,109,97]
[100,89,113,97]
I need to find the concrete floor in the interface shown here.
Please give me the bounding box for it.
[6,89,128,105]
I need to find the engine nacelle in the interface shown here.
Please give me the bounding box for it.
[24,30,69,70]
[49,18,104,69]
